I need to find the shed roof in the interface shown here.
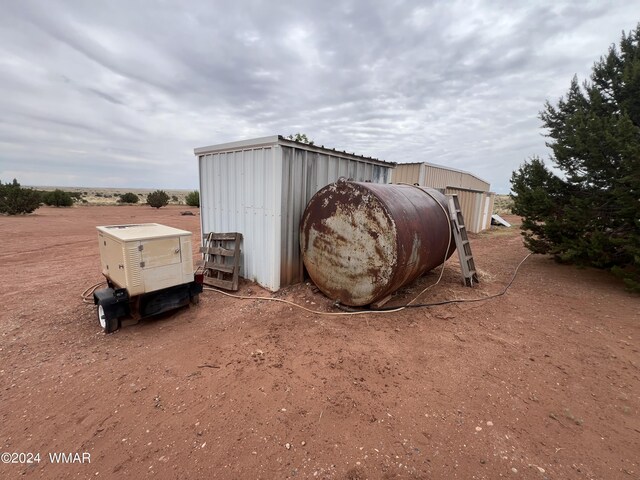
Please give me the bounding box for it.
[194,135,396,169]
[399,161,490,186]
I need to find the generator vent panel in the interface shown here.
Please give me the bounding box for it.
[125,244,143,290]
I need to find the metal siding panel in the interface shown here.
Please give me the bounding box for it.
[421,162,490,190]
[372,165,382,182]
[390,165,491,226]
[411,164,421,183]
[466,191,479,233]
[198,155,207,241]
[316,155,328,192]
[241,150,253,278]
[271,146,283,289]
[471,190,483,233]
[435,168,446,188]
[441,168,450,189]
[259,148,272,287]
[463,175,476,190]
[317,157,490,191]
[458,173,490,191]
[446,187,482,233]
[422,165,491,192]
[329,157,339,182]
[392,163,421,184]
[432,167,441,188]
[349,160,358,180]
[417,163,425,185]
[355,162,362,181]
[487,193,495,218]
[280,147,299,287]
[473,192,484,233]
[423,165,433,187]
[377,165,391,183]
[338,158,349,178]
[199,147,279,290]
[280,146,310,287]
[423,165,436,188]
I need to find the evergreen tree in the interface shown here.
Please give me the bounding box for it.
[287,133,314,145]
[42,189,74,207]
[147,190,169,208]
[185,190,200,207]
[118,192,139,204]
[511,25,640,290]
[0,179,41,215]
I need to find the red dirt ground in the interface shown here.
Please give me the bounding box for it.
[0,205,638,480]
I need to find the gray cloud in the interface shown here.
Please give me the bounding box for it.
[0,0,636,192]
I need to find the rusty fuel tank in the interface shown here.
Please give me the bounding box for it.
[300,180,455,306]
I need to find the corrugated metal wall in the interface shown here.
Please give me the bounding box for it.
[391,163,422,184]
[392,163,490,191]
[444,188,496,233]
[199,146,282,289]
[422,164,490,191]
[197,137,393,291]
[393,162,493,232]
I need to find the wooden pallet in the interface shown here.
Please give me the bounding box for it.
[447,195,479,287]
[200,232,242,291]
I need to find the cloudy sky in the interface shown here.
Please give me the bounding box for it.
[0,1,637,193]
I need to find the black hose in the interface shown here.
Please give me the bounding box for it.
[338,252,533,312]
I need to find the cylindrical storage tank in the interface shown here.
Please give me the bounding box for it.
[300,180,455,306]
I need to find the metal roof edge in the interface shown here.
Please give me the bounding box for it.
[195,135,396,168]
[421,161,490,186]
[276,136,396,167]
[445,185,493,194]
[194,135,280,155]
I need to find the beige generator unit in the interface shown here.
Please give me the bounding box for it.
[93,223,203,333]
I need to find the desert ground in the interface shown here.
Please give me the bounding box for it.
[0,204,638,479]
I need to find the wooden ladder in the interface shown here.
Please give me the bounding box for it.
[200,232,242,291]
[447,195,479,287]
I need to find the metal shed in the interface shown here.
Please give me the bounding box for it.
[194,135,396,291]
[444,187,495,233]
[392,162,490,191]
[392,162,494,233]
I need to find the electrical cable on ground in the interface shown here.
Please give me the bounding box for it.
[202,286,407,315]
[203,252,532,316]
[374,252,533,311]
[81,281,106,304]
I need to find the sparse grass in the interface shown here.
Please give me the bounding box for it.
[494,194,513,215]
[476,268,496,283]
[476,226,521,238]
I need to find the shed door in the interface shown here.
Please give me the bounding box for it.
[140,237,181,269]
[481,196,491,230]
